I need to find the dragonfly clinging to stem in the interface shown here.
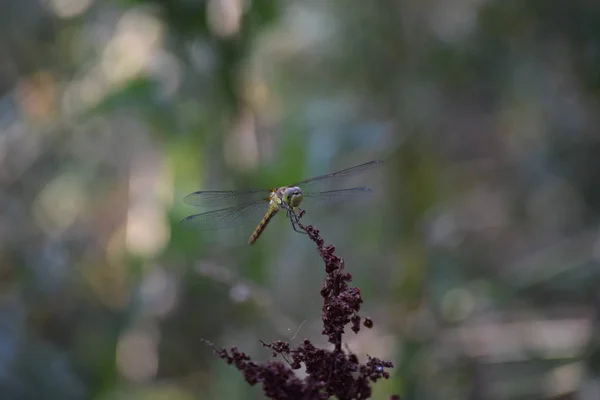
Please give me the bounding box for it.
[181,160,382,244]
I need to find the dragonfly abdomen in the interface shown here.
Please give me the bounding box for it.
[248,207,279,245]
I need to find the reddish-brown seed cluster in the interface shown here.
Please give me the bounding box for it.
[206,212,398,399]
[304,224,365,349]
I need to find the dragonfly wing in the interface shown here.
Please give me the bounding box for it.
[180,200,269,230]
[291,160,382,188]
[302,187,373,206]
[183,189,271,207]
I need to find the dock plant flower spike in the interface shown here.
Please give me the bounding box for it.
[204,210,398,399]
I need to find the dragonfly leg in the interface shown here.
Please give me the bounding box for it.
[285,207,307,235]
[292,221,307,235]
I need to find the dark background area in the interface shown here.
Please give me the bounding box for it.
[2,0,600,399]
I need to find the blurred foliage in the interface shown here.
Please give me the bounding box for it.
[2,0,600,399]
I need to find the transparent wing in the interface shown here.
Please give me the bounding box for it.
[180,200,269,230]
[291,160,382,188]
[183,160,381,207]
[183,189,271,208]
[302,187,373,206]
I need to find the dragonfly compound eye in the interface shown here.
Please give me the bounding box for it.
[290,187,303,207]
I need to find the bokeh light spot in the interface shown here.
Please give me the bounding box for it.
[47,0,94,19]
[33,172,86,236]
[207,0,243,38]
[102,9,163,85]
[441,287,475,322]
[117,326,159,383]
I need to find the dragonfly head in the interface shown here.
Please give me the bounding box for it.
[283,186,303,207]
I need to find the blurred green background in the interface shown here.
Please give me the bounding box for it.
[2,0,600,399]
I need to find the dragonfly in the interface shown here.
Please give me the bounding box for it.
[181,160,381,245]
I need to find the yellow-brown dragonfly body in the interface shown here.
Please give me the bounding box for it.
[246,185,304,244]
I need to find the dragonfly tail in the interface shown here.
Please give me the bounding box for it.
[248,208,279,245]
